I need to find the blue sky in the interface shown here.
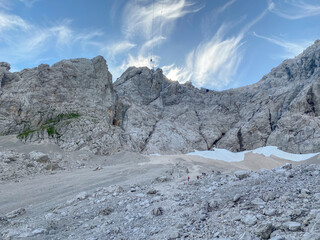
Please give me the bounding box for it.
[0,0,319,90]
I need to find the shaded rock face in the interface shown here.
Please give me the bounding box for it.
[1,41,320,154]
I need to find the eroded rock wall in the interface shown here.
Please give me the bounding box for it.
[1,40,320,154]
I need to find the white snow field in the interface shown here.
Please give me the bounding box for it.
[187,146,320,162]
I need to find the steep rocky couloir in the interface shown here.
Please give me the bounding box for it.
[1,40,320,154]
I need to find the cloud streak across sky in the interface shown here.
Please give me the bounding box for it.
[0,12,104,68]
[163,3,272,89]
[119,0,203,71]
[253,32,313,58]
[268,0,320,19]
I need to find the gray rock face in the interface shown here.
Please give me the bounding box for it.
[114,39,320,154]
[1,40,320,154]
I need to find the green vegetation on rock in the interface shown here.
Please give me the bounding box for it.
[17,112,80,140]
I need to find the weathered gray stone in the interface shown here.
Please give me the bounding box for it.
[1,40,320,155]
[255,223,274,239]
[242,214,257,226]
[152,207,164,216]
[29,151,50,163]
[283,221,301,231]
[6,208,26,219]
[234,170,251,180]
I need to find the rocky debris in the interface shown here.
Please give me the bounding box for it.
[0,148,110,182]
[234,170,251,180]
[5,208,26,219]
[1,41,320,154]
[0,150,55,182]
[29,151,50,163]
[1,163,320,239]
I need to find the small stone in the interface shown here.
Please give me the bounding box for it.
[262,191,276,202]
[255,223,274,239]
[264,208,276,216]
[301,189,311,195]
[283,221,301,231]
[44,163,61,171]
[282,163,292,170]
[75,192,88,200]
[6,208,26,219]
[99,207,113,216]
[26,162,35,168]
[234,170,251,180]
[29,151,50,163]
[147,189,157,194]
[168,231,180,239]
[233,193,241,202]
[152,207,164,216]
[154,176,169,182]
[113,227,121,234]
[242,214,257,226]
[200,213,207,221]
[32,228,46,235]
[251,197,266,205]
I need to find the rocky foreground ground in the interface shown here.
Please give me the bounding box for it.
[1,145,320,240]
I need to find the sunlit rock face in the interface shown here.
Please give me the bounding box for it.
[1,40,320,154]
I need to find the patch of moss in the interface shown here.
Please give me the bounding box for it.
[46,112,80,125]
[47,126,60,138]
[17,112,80,140]
[17,129,37,140]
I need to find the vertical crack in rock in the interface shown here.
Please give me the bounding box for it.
[237,128,244,152]
[209,132,225,150]
[140,111,164,153]
[305,87,316,115]
[194,109,209,150]
[268,110,275,131]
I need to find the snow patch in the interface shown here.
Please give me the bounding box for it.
[187,146,319,162]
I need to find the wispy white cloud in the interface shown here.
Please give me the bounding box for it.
[217,0,237,14]
[0,12,30,33]
[162,64,192,83]
[19,0,40,8]
[0,13,106,68]
[163,25,243,89]
[268,0,320,19]
[253,32,313,58]
[120,0,202,71]
[163,6,271,89]
[103,41,136,59]
[122,0,202,40]
[139,35,166,55]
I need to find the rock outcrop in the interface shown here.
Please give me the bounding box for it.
[1,40,320,154]
[114,40,320,154]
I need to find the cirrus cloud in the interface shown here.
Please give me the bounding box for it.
[268,0,320,19]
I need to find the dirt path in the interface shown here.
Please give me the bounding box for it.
[0,161,170,217]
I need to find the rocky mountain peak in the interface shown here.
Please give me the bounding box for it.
[0,62,10,71]
[1,41,320,154]
[114,66,172,105]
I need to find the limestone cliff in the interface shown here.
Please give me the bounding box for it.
[1,40,320,154]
